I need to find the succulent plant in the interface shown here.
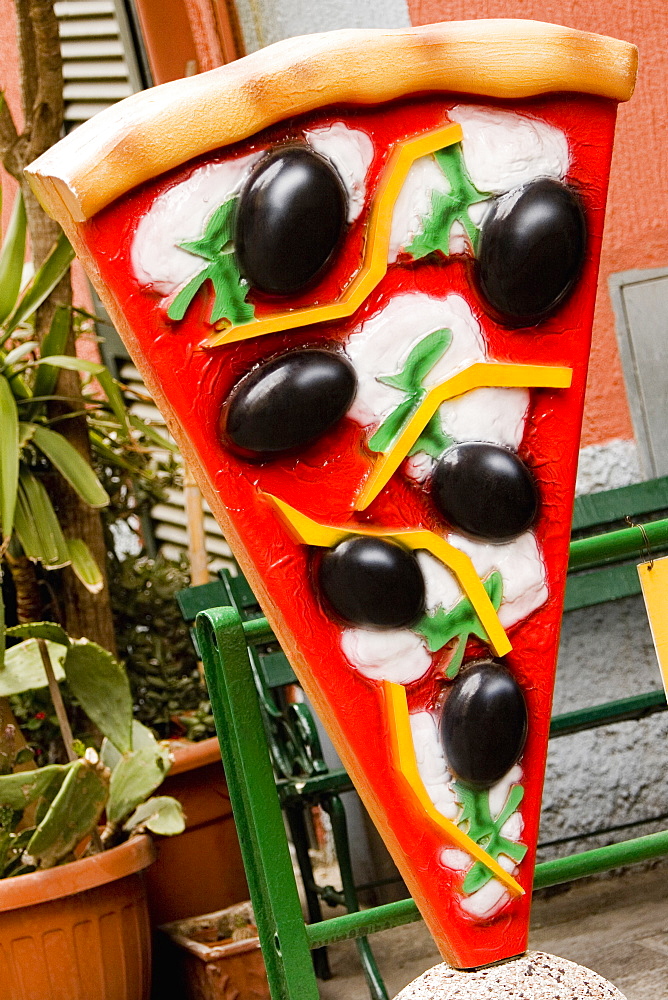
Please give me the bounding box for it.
[0,624,185,874]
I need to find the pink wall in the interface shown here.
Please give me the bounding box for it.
[406,1,666,447]
[0,0,21,234]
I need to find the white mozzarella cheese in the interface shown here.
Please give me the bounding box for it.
[304,122,374,225]
[438,386,530,450]
[345,293,486,427]
[340,627,431,685]
[416,531,547,629]
[450,105,570,195]
[410,711,460,820]
[449,532,548,629]
[388,155,450,262]
[388,107,568,260]
[131,152,262,296]
[459,867,513,919]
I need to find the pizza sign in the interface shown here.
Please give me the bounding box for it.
[27,20,637,970]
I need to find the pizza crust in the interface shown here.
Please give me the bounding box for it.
[26,19,637,225]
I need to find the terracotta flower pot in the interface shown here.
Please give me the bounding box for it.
[159,901,270,1000]
[0,834,155,1000]
[145,736,248,926]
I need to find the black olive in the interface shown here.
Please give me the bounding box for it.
[235,146,348,295]
[477,178,586,326]
[318,536,425,629]
[432,442,538,541]
[223,349,356,455]
[440,660,527,789]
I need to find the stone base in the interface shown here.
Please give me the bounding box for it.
[394,952,626,999]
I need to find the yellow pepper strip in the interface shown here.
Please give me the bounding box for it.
[205,122,464,348]
[357,363,573,510]
[383,679,524,897]
[264,494,511,657]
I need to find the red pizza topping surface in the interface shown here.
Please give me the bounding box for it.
[75,91,618,968]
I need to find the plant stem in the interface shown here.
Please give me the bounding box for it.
[36,637,77,762]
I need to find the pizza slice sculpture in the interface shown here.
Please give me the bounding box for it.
[27,20,637,971]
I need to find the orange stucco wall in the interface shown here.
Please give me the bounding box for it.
[406,1,665,447]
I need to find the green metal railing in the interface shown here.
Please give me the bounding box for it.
[568,516,668,571]
[199,603,668,963]
[198,505,668,1000]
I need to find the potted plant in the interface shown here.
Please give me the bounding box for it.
[109,551,249,925]
[0,623,185,1000]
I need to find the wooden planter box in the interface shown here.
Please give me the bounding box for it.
[159,901,270,1000]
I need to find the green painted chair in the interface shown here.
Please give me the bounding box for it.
[177,571,388,1000]
[185,474,668,1000]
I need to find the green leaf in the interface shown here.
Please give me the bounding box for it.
[32,424,109,508]
[496,783,525,829]
[454,780,528,895]
[0,192,27,326]
[96,369,130,436]
[209,259,254,325]
[14,469,70,568]
[368,393,421,453]
[2,341,38,368]
[378,329,452,393]
[463,861,493,894]
[370,329,453,454]
[167,267,209,322]
[30,306,71,409]
[408,144,487,261]
[4,232,74,336]
[179,199,237,258]
[0,639,66,696]
[25,757,109,868]
[0,375,19,545]
[409,413,452,460]
[123,795,185,836]
[66,538,104,593]
[100,720,157,772]
[64,640,133,753]
[414,571,503,653]
[89,430,143,474]
[107,743,171,824]
[6,621,70,646]
[30,354,104,376]
[0,568,4,672]
[128,413,178,452]
[18,422,37,447]
[0,763,70,810]
[444,636,467,679]
[167,197,254,326]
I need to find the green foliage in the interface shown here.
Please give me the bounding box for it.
[414,571,503,678]
[0,186,177,649]
[64,640,133,753]
[123,795,185,836]
[407,143,488,260]
[0,625,185,874]
[167,197,255,326]
[0,193,27,325]
[454,781,527,894]
[110,553,215,740]
[0,639,66,697]
[107,741,171,824]
[23,754,109,869]
[369,329,453,454]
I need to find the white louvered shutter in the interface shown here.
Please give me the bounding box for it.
[56,3,234,573]
[56,0,144,128]
[119,363,236,573]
